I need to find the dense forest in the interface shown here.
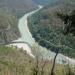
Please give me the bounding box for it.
[0,45,74,75]
[28,0,75,58]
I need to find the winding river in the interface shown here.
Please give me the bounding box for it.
[17,5,43,45]
[10,5,75,65]
[9,5,43,57]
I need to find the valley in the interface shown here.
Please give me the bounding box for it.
[0,0,75,75]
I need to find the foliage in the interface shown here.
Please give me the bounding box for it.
[0,45,74,75]
[0,8,20,43]
[57,10,75,35]
[28,9,75,58]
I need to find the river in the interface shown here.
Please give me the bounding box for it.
[17,5,43,45]
[9,5,75,65]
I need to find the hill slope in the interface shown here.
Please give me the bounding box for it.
[0,9,20,43]
[0,45,72,75]
[0,0,37,18]
[33,0,63,6]
[28,0,75,58]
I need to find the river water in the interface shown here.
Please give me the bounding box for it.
[17,5,42,45]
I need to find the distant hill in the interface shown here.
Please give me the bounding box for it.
[0,9,20,43]
[33,0,63,6]
[0,0,37,18]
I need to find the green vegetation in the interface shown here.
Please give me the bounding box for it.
[0,0,37,18]
[57,10,75,35]
[0,8,20,43]
[0,45,74,75]
[28,1,75,58]
[0,45,33,75]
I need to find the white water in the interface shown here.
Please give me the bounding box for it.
[9,5,75,65]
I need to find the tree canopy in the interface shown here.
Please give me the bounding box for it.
[57,10,75,35]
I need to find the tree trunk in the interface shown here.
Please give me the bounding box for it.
[50,52,58,75]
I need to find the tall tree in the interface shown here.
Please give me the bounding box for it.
[57,10,75,75]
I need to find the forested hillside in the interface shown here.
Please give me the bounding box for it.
[0,0,38,43]
[0,0,37,18]
[28,0,75,58]
[0,8,20,43]
[0,45,74,75]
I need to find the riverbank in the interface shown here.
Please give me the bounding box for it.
[8,5,75,65]
[7,5,43,57]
